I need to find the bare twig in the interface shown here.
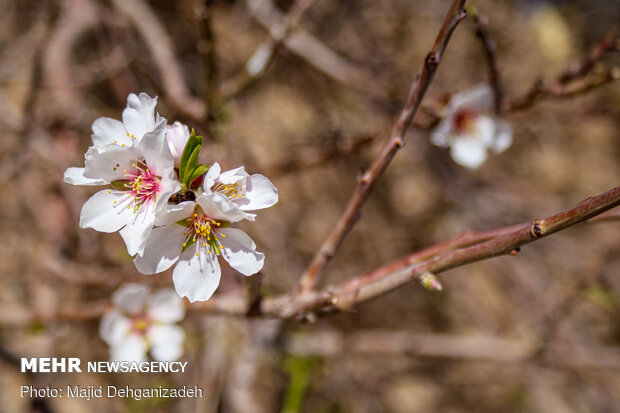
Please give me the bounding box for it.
[296,0,468,294]
[110,0,207,121]
[504,31,619,112]
[471,10,503,114]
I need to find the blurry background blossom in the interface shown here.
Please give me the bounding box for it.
[99,284,186,362]
[0,0,619,412]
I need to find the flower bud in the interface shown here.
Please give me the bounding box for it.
[165,121,191,167]
[419,272,443,291]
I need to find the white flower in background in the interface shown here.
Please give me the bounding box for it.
[63,119,180,257]
[204,162,279,220]
[431,84,513,169]
[99,284,185,362]
[64,93,161,186]
[134,191,267,302]
[165,121,191,167]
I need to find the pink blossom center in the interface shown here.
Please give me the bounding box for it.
[123,163,160,206]
[182,212,226,256]
[129,313,152,336]
[452,108,478,135]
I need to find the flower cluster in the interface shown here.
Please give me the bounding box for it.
[65,93,278,302]
[431,84,513,169]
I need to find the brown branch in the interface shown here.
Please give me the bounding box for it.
[296,0,468,294]
[504,31,619,112]
[471,11,503,114]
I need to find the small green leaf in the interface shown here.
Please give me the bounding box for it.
[187,165,209,188]
[179,129,202,183]
[183,146,201,187]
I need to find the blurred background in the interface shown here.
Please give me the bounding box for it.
[0,0,619,412]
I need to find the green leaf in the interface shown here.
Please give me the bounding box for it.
[183,146,201,187]
[178,129,202,183]
[187,165,209,188]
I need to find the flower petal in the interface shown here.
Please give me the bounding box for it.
[137,118,173,175]
[219,228,264,276]
[489,119,513,154]
[449,84,494,113]
[134,225,185,275]
[79,190,133,233]
[109,334,148,362]
[63,167,107,186]
[119,206,157,257]
[450,136,489,169]
[156,201,196,226]
[237,174,278,211]
[172,246,221,302]
[148,324,185,361]
[430,118,453,147]
[122,93,158,140]
[218,166,247,184]
[202,162,221,193]
[196,192,254,223]
[112,283,150,314]
[91,117,132,147]
[147,289,185,323]
[83,145,137,182]
[99,311,131,346]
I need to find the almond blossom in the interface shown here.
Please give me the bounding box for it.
[431,84,513,169]
[134,189,269,302]
[99,284,185,362]
[165,121,191,167]
[203,162,279,220]
[64,119,180,257]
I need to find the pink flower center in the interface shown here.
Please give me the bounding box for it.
[123,162,160,206]
[452,108,479,135]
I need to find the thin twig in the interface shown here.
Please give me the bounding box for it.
[471,10,503,114]
[296,0,468,294]
[504,31,619,112]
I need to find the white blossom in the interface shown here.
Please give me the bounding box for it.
[165,121,191,167]
[431,84,513,169]
[99,284,185,362]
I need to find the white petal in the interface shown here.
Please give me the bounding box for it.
[237,174,278,211]
[196,192,254,223]
[112,283,150,313]
[489,119,513,153]
[450,136,489,169]
[79,190,133,233]
[83,145,137,182]
[472,116,497,148]
[91,117,132,147]
[449,84,494,113]
[63,167,107,186]
[156,168,182,212]
[109,335,148,362]
[99,311,131,346]
[219,228,264,276]
[119,206,157,257]
[165,121,190,164]
[147,289,185,323]
[430,119,453,148]
[148,324,185,361]
[134,225,185,275]
[202,162,221,193]
[122,93,158,140]
[218,166,247,184]
[137,119,173,175]
[156,201,196,226]
[172,246,221,302]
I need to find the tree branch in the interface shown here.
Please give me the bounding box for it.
[296,0,468,294]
